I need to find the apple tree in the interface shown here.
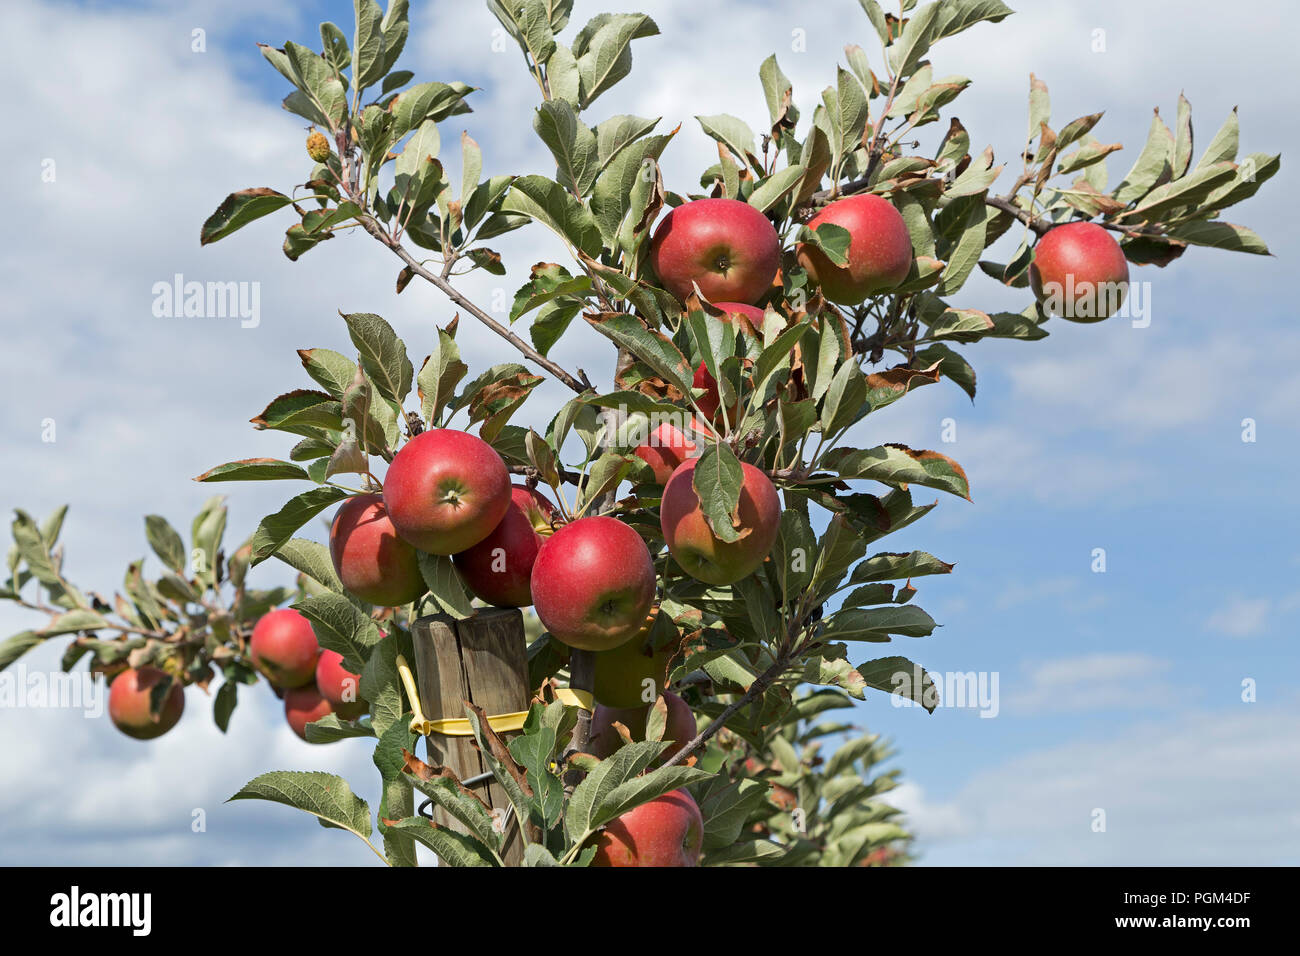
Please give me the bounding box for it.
[4,0,1277,866]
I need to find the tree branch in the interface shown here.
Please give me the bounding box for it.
[356,217,592,395]
[660,652,792,769]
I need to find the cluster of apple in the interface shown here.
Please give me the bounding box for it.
[105,608,362,742]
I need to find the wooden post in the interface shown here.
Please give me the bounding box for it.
[412,607,530,867]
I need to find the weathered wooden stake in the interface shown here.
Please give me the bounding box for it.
[412,607,530,867]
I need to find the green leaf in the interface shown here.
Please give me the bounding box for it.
[416,325,468,427]
[747,165,806,213]
[823,606,938,642]
[501,174,602,257]
[575,13,660,109]
[704,838,785,865]
[851,550,954,583]
[144,515,187,572]
[351,0,387,92]
[273,537,344,593]
[696,113,759,170]
[0,631,43,671]
[534,99,598,195]
[341,312,414,406]
[565,740,666,844]
[692,443,744,544]
[200,188,292,245]
[407,770,501,854]
[929,0,1014,43]
[381,816,497,866]
[228,771,373,840]
[857,655,937,711]
[822,359,870,438]
[249,487,350,564]
[696,777,770,850]
[1166,220,1270,255]
[194,459,310,483]
[578,453,633,513]
[888,2,941,77]
[417,553,474,619]
[590,763,711,834]
[1195,108,1238,171]
[804,221,852,268]
[1119,162,1236,223]
[1113,110,1174,205]
[294,592,384,673]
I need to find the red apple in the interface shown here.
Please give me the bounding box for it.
[590,788,704,867]
[660,457,781,585]
[383,428,511,555]
[592,619,677,707]
[650,198,780,305]
[453,485,554,607]
[796,194,912,304]
[588,702,646,758]
[531,516,657,651]
[1029,221,1130,321]
[315,649,367,720]
[329,494,426,606]
[284,683,335,741]
[634,422,699,486]
[108,667,184,740]
[250,608,320,688]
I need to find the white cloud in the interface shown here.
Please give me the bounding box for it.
[896,703,1300,865]
[1204,595,1274,639]
[1004,652,1180,715]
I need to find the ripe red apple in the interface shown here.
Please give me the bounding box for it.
[250,608,320,688]
[1029,221,1130,321]
[315,649,367,720]
[453,485,554,607]
[634,422,699,486]
[592,621,677,708]
[329,493,426,606]
[590,788,704,867]
[650,198,780,305]
[691,301,763,422]
[383,428,511,555]
[796,194,913,304]
[107,667,184,740]
[284,683,335,741]
[660,457,781,585]
[531,516,657,651]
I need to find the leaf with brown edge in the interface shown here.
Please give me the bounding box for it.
[825,444,971,501]
[865,364,941,413]
[584,311,694,395]
[401,749,493,812]
[200,187,292,245]
[250,389,343,435]
[1120,234,1187,267]
[463,701,532,796]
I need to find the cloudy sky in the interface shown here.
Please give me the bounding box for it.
[1,0,1296,866]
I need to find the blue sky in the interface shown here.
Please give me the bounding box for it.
[1,0,1296,866]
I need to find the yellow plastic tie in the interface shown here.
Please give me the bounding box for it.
[395,654,593,737]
